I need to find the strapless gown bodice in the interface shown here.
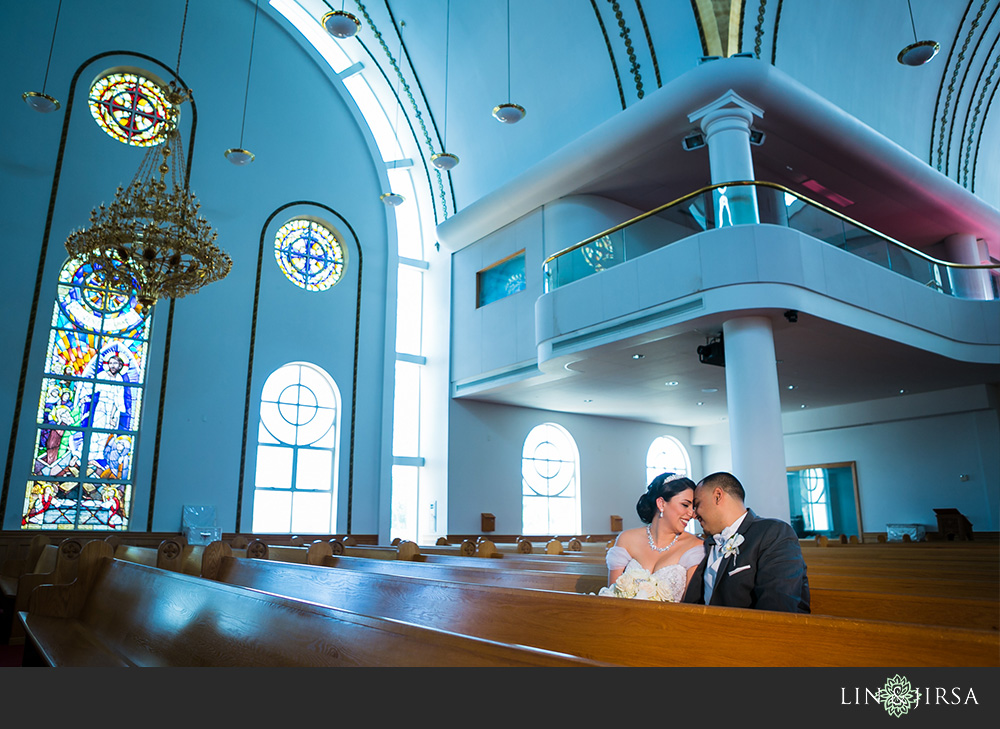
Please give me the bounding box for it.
[598,544,703,602]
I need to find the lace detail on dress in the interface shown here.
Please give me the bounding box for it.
[598,559,686,601]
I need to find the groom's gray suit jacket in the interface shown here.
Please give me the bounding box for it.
[682,509,810,613]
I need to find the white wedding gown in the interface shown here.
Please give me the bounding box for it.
[601,544,704,602]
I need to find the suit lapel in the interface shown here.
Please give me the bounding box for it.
[709,510,755,604]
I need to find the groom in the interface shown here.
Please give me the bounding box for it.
[683,471,810,613]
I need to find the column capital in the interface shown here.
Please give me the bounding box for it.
[687,89,764,131]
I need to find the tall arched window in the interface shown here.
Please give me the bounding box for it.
[645,436,691,484]
[252,362,341,534]
[22,259,150,530]
[521,423,580,535]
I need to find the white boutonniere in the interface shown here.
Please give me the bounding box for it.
[721,533,744,560]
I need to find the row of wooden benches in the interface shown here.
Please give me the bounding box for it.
[8,533,997,645]
[16,537,999,667]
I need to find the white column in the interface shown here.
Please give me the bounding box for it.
[944,234,993,300]
[689,91,763,226]
[722,316,789,522]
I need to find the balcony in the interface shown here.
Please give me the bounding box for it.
[543,181,999,300]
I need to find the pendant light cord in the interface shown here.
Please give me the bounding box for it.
[506,0,511,102]
[443,0,450,146]
[240,0,260,147]
[41,0,63,93]
[176,0,190,76]
[906,0,918,43]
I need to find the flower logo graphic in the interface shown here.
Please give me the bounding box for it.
[879,675,918,717]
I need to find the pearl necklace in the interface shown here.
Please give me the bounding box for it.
[647,525,681,553]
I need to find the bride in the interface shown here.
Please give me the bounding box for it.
[600,472,705,602]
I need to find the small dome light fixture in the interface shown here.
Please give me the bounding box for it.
[898,40,940,66]
[430,152,459,171]
[492,102,525,124]
[224,148,255,165]
[23,91,60,113]
[380,192,405,206]
[897,0,939,66]
[322,10,361,39]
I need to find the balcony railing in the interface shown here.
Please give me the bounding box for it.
[542,181,1000,300]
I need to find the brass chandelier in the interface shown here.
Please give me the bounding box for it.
[65,81,231,311]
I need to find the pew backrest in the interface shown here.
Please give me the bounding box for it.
[22,553,604,667]
[212,556,999,667]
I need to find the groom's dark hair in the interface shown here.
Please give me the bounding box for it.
[698,471,746,502]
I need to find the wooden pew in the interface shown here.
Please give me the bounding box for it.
[320,553,608,594]
[320,547,999,630]
[6,538,86,645]
[18,541,605,668]
[210,555,999,667]
[1,535,53,641]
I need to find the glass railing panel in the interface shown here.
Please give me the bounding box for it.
[544,182,998,300]
[544,190,713,291]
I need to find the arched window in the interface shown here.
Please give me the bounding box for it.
[22,259,151,530]
[797,467,832,532]
[645,436,691,484]
[521,423,580,535]
[252,362,340,534]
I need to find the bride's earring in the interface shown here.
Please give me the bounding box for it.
[659,510,664,518]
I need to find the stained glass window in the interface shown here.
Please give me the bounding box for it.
[274,218,347,291]
[89,71,173,147]
[521,423,580,535]
[22,259,151,530]
[252,362,341,533]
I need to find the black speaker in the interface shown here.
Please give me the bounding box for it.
[697,339,725,367]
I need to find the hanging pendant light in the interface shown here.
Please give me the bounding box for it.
[430,0,460,171]
[897,0,940,66]
[22,0,64,113]
[492,0,524,123]
[380,192,406,206]
[323,1,361,40]
[226,0,260,164]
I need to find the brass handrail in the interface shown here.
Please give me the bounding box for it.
[542,180,999,272]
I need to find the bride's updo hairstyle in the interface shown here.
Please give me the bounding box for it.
[636,472,697,524]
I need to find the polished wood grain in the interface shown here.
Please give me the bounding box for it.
[19,545,605,667]
[213,556,999,667]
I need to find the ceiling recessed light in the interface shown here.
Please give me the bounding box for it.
[697,401,704,406]
[787,385,796,390]
[632,354,644,360]
[583,399,593,403]
[800,404,807,409]
[899,389,907,394]
[701,388,718,393]
[665,381,679,387]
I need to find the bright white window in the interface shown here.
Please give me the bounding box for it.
[645,435,691,484]
[798,467,832,532]
[522,423,581,535]
[252,362,340,533]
